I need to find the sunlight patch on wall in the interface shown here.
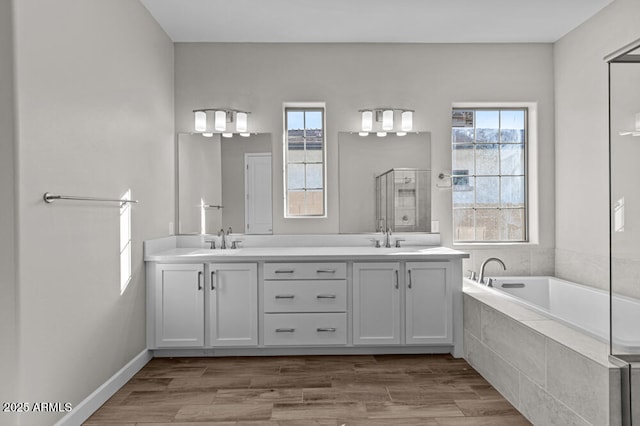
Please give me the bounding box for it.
[120,189,132,294]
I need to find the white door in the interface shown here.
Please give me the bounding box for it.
[245,153,272,234]
[405,262,452,344]
[207,263,258,346]
[155,264,205,348]
[353,262,401,345]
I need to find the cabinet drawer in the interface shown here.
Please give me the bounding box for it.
[264,280,347,313]
[264,263,346,280]
[263,313,347,346]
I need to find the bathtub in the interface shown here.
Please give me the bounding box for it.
[465,276,640,352]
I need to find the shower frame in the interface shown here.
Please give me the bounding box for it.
[606,36,640,426]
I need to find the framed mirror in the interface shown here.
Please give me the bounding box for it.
[176,133,272,235]
[338,132,431,233]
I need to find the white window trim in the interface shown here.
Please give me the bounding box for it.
[282,102,328,218]
[451,102,539,247]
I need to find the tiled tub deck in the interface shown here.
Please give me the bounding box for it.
[463,281,621,425]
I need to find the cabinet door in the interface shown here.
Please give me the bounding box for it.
[405,262,452,344]
[155,264,204,348]
[353,262,401,345]
[208,263,258,346]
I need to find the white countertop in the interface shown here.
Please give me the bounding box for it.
[144,245,469,263]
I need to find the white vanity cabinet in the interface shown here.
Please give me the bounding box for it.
[353,261,453,346]
[405,262,452,345]
[263,262,348,346]
[145,236,466,356]
[207,263,258,347]
[153,263,205,348]
[353,262,401,345]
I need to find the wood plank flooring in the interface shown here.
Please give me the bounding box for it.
[84,354,531,425]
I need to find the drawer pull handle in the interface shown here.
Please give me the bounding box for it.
[275,294,295,299]
[395,269,399,289]
[317,327,337,332]
[275,269,295,274]
[408,269,412,289]
[197,271,203,290]
[316,294,337,299]
[316,269,336,273]
[275,328,295,333]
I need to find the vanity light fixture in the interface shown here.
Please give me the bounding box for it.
[361,110,373,132]
[194,111,207,132]
[382,110,394,131]
[619,112,640,136]
[401,110,413,132]
[192,108,251,136]
[214,110,227,132]
[358,108,415,136]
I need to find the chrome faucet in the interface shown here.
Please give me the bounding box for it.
[478,257,506,285]
[384,228,393,248]
[218,228,227,249]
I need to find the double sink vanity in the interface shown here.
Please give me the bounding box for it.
[144,233,468,358]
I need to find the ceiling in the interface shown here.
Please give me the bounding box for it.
[140,0,613,44]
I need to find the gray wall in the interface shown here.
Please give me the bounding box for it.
[0,0,17,423]
[11,1,175,424]
[554,0,640,291]
[175,43,556,274]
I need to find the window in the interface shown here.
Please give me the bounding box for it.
[120,189,132,294]
[451,108,527,243]
[284,106,326,217]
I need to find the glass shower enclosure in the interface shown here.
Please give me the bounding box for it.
[375,168,431,233]
[607,38,640,425]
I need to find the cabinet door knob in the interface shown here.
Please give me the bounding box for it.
[408,269,412,289]
[197,271,203,290]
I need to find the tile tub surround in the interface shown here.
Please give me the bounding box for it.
[463,282,622,425]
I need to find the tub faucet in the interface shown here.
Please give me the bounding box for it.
[478,257,506,285]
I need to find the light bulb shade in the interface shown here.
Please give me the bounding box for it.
[214,110,227,132]
[236,112,248,133]
[361,111,373,132]
[194,111,207,132]
[401,111,413,132]
[382,110,394,131]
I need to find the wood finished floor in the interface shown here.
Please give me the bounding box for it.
[84,354,532,425]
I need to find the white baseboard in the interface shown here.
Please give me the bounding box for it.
[54,349,152,426]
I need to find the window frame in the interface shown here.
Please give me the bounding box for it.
[283,103,327,218]
[450,103,538,246]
